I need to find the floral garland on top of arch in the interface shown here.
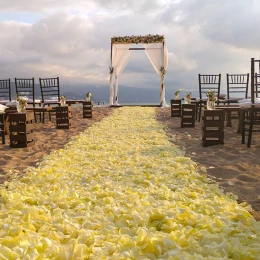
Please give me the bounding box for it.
[111,34,164,44]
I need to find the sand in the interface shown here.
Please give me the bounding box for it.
[156,107,260,221]
[0,106,259,221]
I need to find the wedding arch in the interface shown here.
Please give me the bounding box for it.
[109,34,168,106]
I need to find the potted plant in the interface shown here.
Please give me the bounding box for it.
[184,92,192,104]
[16,95,28,113]
[60,96,66,106]
[175,90,180,100]
[86,92,91,101]
[206,90,216,110]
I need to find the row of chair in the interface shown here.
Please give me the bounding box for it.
[198,73,250,102]
[198,67,260,148]
[241,58,260,148]
[0,77,61,107]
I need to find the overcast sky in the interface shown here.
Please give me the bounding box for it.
[0,0,260,97]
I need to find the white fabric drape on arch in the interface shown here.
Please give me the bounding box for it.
[144,43,169,107]
[109,44,132,105]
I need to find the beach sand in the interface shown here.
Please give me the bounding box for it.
[0,107,112,183]
[156,107,260,221]
[0,106,259,221]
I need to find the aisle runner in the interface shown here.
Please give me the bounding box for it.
[0,107,259,259]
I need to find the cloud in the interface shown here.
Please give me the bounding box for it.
[0,0,260,98]
[161,0,260,50]
[0,0,137,13]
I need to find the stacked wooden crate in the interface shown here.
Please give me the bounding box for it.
[202,109,225,146]
[170,100,181,117]
[56,106,72,129]
[181,104,196,128]
[9,112,34,148]
[83,101,93,118]
[0,113,5,144]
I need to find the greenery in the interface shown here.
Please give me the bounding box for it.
[206,90,216,101]
[175,90,180,96]
[185,92,192,99]
[16,95,28,106]
[111,34,164,44]
[160,67,166,76]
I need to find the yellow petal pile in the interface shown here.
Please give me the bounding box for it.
[0,107,260,259]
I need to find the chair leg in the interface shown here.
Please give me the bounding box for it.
[0,126,5,144]
[247,109,254,148]
[198,104,202,122]
[195,103,198,120]
[34,111,37,123]
[241,110,246,144]
[2,131,5,144]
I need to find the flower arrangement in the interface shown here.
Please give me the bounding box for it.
[206,90,217,110]
[174,90,180,100]
[185,92,192,99]
[175,90,180,96]
[86,92,91,101]
[60,96,66,106]
[184,92,192,104]
[206,90,217,101]
[16,95,28,107]
[111,34,164,44]
[16,95,28,112]
[160,67,166,76]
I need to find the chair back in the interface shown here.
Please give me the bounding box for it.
[39,77,60,105]
[227,73,249,99]
[254,73,260,99]
[0,79,11,103]
[15,78,35,104]
[198,74,221,100]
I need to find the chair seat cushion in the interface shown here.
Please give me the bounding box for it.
[5,101,17,106]
[0,104,8,112]
[218,94,227,100]
[238,98,260,108]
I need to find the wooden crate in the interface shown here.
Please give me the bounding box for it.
[83,101,93,118]
[9,112,34,148]
[202,109,225,147]
[181,104,196,128]
[0,113,5,144]
[170,100,181,117]
[56,106,72,129]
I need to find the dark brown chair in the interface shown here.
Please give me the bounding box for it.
[198,74,221,121]
[15,78,41,106]
[227,73,249,103]
[39,77,61,121]
[39,77,60,106]
[0,79,11,104]
[15,78,42,121]
[255,73,260,98]
[241,59,260,147]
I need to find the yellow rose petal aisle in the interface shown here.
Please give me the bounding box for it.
[0,107,260,259]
